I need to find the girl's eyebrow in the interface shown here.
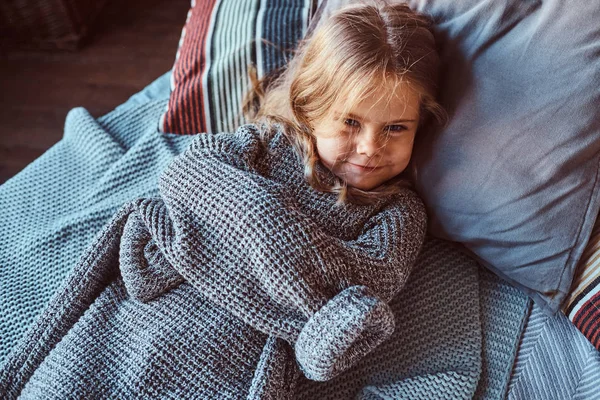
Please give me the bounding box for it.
[388,118,417,124]
[335,111,417,124]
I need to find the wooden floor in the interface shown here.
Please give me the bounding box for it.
[0,0,190,184]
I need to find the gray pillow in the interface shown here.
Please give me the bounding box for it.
[409,0,600,314]
[312,0,600,314]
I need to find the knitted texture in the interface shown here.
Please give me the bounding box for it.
[295,241,531,400]
[0,124,428,398]
[298,237,483,399]
[474,269,530,400]
[0,75,194,367]
[295,237,483,399]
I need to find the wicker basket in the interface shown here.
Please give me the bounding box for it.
[0,0,108,50]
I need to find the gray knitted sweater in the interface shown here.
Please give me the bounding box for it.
[0,125,426,399]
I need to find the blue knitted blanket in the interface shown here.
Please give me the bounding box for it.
[0,75,532,399]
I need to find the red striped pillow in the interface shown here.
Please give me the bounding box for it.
[160,0,320,135]
[562,217,600,351]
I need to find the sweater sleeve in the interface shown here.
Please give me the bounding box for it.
[121,125,428,381]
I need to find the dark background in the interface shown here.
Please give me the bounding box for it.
[0,0,190,184]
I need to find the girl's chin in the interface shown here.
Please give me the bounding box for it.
[343,177,384,191]
[339,168,389,191]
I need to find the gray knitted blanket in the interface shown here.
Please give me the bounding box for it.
[0,125,429,398]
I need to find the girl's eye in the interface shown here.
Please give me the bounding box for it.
[344,118,360,128]
[385,125,408,134]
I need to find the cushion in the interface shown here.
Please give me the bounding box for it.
[311,0,600,314]
[563,216,600,351]
[159,0,319,135]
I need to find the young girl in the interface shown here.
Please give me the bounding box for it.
[0,3,445,399]
[245,1,445,205]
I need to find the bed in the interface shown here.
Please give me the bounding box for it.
[1,0,600,398]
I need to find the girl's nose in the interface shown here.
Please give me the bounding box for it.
[355,128,379,157]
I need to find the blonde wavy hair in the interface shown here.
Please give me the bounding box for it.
[243,1,446,204]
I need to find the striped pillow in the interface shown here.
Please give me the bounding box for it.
[562,217,600,351]
[160,0,320,135]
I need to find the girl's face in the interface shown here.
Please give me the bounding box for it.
[312,83,421,191]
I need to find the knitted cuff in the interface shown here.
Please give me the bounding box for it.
[120,211,184,302]
[294,285,395,381]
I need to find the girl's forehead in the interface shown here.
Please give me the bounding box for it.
[335,82,421,122]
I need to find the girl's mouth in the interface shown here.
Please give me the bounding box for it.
[347,162,382,173]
